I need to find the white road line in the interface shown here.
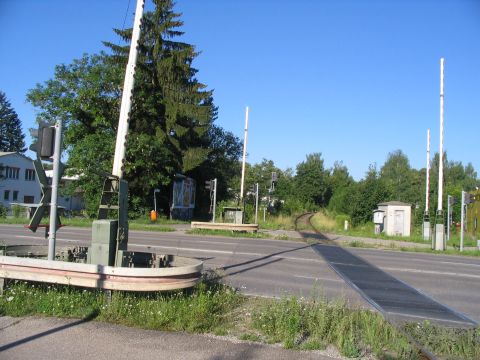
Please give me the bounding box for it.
[129,243,324,263]
[383,266,480,279]
[15,235,80,243]
[293,274,343,282]
[356,250,480,268]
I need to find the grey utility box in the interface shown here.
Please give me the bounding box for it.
[88,219,118,266]
[223,207,243,224]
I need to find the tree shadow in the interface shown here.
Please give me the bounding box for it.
[215,244,312,279]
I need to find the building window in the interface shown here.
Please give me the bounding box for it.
[4,190,10,200]
[25,169,36,181]
[24,195,34,204]
[5,167,20,179]
[13,191,19,202]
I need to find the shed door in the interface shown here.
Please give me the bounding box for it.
[394,210,404,235]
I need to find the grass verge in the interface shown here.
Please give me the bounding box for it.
[0,277,240,334]
[343,240,480,257]
[404,321,480,360]
[0,217,176,232]
[2,279,478,359]
[310,212,480,256]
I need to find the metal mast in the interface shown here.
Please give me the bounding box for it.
[434,58,445,251]
[112,0,146,178]
[240,106,249,201]
[437,58,445,214]
[425,129,430,212]
[423,128,431,241]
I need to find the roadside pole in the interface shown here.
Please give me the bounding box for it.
[434,58,445,251]
[48,120,63,261]
[255,183,259,224]
[447,195,451,241]
[212,178,217,223]
[240,107,249,203]
[460,191,465,252]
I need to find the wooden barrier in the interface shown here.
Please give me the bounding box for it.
[191,222,258,232]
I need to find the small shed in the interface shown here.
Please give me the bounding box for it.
[377,201,411,237]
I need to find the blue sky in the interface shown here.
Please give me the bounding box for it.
[1,0,479,180]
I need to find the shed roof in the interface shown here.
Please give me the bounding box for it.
[0,151,33,161]
[378,201,411,206]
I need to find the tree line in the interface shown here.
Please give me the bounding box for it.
[1,0,478,224]
[237,151,479,226]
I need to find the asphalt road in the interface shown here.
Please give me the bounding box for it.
[1,224,480,324]
[0,316,345,360]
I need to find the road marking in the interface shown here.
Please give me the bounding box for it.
[129,243,324,264]
[293,274,343,282]
[356,250,480,268]
[383,266,480,279]
[15,235,80,243]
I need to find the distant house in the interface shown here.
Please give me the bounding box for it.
[0,152,84,215]
[0,152,41,210]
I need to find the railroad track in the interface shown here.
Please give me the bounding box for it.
[295,211,441,360]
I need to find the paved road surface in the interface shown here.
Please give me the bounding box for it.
[1,224,479,324]
[0,316,345,360]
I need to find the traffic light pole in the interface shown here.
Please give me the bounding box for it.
[212,179,217,223]
[461,191,465,252]
[47,120,63,261]
[447,195,452,242]
[434,58,445,251]
[255,183,259,224]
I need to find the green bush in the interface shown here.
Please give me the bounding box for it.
[11,204,23,218]
[0,203,7,218]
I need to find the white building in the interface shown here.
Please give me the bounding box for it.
[377,201,411,237]
[0,152,84,214]
[0,152,41,209]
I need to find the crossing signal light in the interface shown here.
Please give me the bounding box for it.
[205,180,212,190]
[464,192,476,205]
[30,124,56,161]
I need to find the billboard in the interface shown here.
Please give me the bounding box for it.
[172,174,196,210]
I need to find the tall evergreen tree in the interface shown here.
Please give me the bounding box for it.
[103,0,215,176]
[0,91,26,153]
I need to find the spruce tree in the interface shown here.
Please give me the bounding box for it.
[0,91,26,153]
[103,0,215,178]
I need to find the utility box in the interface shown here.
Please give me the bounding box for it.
[377,201,411,237]
[88,219,118,266]
[223,207,243,224]
[373,209,385,234]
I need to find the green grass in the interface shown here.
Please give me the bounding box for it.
[0,217,176,232]
[343,239,480,257]
[0,278,241,334]
[404,321,480,360]
[309,211,480,255]
[2,279,478,358]
[258,215,296,230]
[250,296,416,358]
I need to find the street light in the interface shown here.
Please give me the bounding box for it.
[153,189,160,213]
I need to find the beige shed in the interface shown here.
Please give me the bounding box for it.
[377,201,411,237]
